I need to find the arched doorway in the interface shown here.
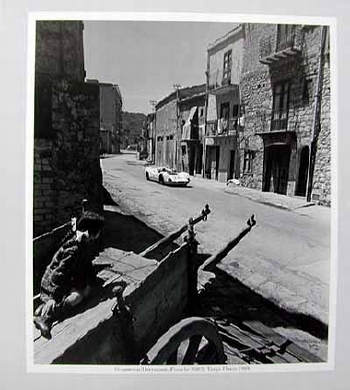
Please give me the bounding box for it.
[296,146,310,196]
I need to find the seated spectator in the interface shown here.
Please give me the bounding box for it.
[34,211,105,339]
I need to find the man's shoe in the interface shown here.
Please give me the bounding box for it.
[33,316,52,339]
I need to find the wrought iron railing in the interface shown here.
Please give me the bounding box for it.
[271,109,289,131]
[254,109,290,133]
[206,118,240,136]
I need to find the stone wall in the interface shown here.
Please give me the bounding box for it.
[240,23,331,203]
[312,48,331,205]
[35,21,85,83]
[33,81,102,237]
[33,20,103,237]
[240,24,274,189]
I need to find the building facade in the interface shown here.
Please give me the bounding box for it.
[99,82,123,154]
[179,90,206,175]
[155,85,206,174]
[144,112,156,162]
[204,26,245,182]
[240,23,331,205]
[34,21,103,237]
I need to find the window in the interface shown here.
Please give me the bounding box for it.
[232,104,239,118]
[277,24,296,51]
[220,102,230,132]
[244,150,255,173]
[223,50,232,85]
[220,102,230,120]
[181,145,187,155]
[271,81,290,131]
[200,108,204,117]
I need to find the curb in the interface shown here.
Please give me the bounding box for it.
[224,185,314,211]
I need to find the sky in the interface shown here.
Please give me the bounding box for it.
[83,21,237,114]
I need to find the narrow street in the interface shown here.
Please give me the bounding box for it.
[100,152,330,361]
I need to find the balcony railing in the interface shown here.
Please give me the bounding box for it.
[254,109,290,134]
[259,26,302,64]
[271,110,289,131]
[206,118,241,137]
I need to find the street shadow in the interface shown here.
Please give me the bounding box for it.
[101,187,328,352]
[154,183,193,189]
[196,260,328,341]
[101,187,178,256]
[103,186,119,206]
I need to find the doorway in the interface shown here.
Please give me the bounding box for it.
[296,146,310,196]
[228,150,235,180]
[205,145,220,180]
[263,145,291,194]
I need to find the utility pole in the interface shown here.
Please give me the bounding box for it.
[173,84,181,170]
[203,49,210,179]
[150,100,157,165]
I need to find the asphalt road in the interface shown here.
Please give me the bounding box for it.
[101,153,330,325]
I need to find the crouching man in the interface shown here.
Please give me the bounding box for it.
[34,211,105,339]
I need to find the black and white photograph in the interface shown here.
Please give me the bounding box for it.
[28,14,336,371]
[4,0,350,387]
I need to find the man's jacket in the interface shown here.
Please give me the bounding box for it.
[40,236,95,302]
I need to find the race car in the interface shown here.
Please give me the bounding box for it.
[145,166,190,186]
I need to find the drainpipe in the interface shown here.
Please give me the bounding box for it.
[173,84,181,170]
[306,26,328,202]
[236,84,242,180]
[203,50,210,178]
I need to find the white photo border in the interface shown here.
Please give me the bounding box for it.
[26,11,338,374]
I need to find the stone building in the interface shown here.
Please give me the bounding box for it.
[204,26,245,182]
[99,82,123,154]
[240,23,331,205]
[33,21,103,237]
[144,112,156,162]
[155,84,206,174]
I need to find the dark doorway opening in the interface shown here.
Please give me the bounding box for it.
[296,146,310,196]
[188,143,195,176]
[228,150,235,180]
[263,145,291,195]
[205,145,220,180]
[195,143,203,175]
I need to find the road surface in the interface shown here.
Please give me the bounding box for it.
[101,153,330,326]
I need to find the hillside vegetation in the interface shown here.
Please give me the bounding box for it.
[121,111,146,148]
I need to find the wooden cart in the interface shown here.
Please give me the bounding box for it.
[33,205,323,365]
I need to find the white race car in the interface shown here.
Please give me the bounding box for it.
[145,166,190,186]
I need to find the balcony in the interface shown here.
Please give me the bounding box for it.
[207,70,238,96]
[206,118,241,137]
[259,26,302,65]
[254,109,296,136]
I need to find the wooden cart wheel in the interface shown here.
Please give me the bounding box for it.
[142,317,226,365]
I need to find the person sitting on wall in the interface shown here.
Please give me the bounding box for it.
[34,211,105,339]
